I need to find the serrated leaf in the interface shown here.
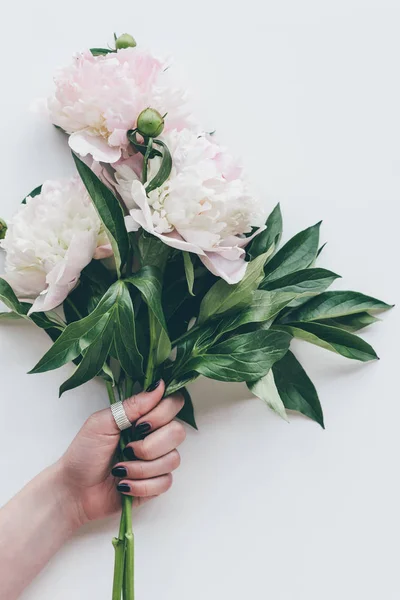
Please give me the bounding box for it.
[186,330,292,383]
[247,203,283,260]
[73,153,129,276]
[59,317,114,396]
[263,222,321,283]
[183,252,195,296]
[272,351,324,428]
[198,252,269,324]
[177,387,198,429]
[315,312,379,332]
[275,322,378,362]
[247,370,288,421]
[284,291,392,323]
[125,267,171,364]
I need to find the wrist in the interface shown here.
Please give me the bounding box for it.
[48,461,88,531]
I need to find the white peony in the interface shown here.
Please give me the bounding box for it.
[48,48,194,163]
[115,129,266,283]
[0,177,112,313]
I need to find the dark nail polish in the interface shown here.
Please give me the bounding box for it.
[112,466,127,477]
[146,379,161,392]
[123,446,137,461]
[117,483,130,493]
[136,422,151,436]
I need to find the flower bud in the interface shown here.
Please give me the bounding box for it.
[115,33,137,50]
[137,108,165,138]
[0,218,7,240]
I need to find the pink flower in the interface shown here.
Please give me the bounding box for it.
[0,177,112,313]
[115,129,266,284]
[48,48,194,163]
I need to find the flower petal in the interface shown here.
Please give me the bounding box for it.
[200,252,248,284]
[28,231,97,314]
[69,131,121,163]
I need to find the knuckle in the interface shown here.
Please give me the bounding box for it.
[172,392,185,410]
[136,461,146,480]
[164,473,173,492]
[171,420,186,442]
[138,439,153,461]
[170,450,181,470]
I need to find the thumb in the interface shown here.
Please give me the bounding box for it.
[90,380,165,435]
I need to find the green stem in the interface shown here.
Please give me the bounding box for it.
[144,310,157,389]
[112,509,126,600]
[171,323,200,347]
[142,137,153,184]
[122,496,134,600]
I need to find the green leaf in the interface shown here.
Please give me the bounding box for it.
[284,291,392,323]
[183,252,195,296]
[261,268,340,295]
[247,370,288,421]
[29,283,120,374]
[125,266,171,364]
[247,203,283,260]
[0,278,28,315]
[272,351,324,428]
[315,312,379,332]
[177,388,198,430]
[90,48,114,56]
[198,252,269,324]
[275,322,378,362]
[73,153,129,276]
[138,231,170,271]
[0,311,23,321]
[145,140,172,194]
[263,222,321,283]
[59,317,114,396]
[186,330,292,383]
[64,260,115,323]
[22,184,42,205]
[113,284,143,378]
[205,290,299,340]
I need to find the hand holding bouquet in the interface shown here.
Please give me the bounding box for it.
[0,33,392,599]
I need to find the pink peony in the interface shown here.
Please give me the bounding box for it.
[48,48,194,163]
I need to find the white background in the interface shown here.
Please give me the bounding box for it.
[0,1,399,598]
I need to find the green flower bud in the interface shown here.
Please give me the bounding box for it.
[0,218,7,240]
[115,33,137,50]
[137,108,165,138]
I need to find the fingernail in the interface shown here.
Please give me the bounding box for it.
[123,446,137,461]
[112,466,127,477]
[146,379,161,392]
[136,422,151,436]
[117,483,130,493]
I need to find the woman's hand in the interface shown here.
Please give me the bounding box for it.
[60,379,186,526]
[0,380,186,600]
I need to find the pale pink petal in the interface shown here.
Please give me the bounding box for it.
[93,243,113,259]
[28,231,97,314]
[69,131,121,163]
[200,252,248,284]
[124,215,141,233]
[154,230,206,255]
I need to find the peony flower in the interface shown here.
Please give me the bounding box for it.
[48,48,194,163]
[115,129,266,283]
[0,177,112,313]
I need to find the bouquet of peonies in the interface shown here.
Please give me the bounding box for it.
[0,33,392,599]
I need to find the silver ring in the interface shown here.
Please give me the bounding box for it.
[110,401,132,431]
